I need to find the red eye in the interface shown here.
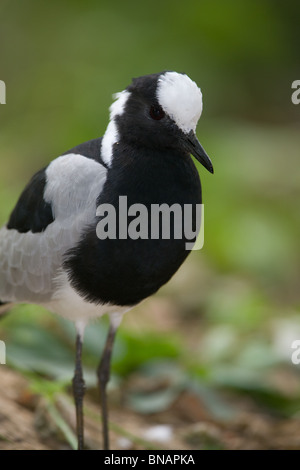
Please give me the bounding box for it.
[150,105,165,120]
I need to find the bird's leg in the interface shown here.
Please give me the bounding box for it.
[72,333,85,450]
[97,321,118,450]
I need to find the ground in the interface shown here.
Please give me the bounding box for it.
[1,255,300,451]
[1,366,300,450]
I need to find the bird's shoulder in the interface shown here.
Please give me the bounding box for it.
[7,137,107,234]
[62,137,106,166]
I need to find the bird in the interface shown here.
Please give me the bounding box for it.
[0,71,213,450]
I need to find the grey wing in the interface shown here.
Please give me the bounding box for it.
[0,153,107,304]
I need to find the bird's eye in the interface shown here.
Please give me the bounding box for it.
[150,105,165,120]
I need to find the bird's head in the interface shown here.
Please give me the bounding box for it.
[101,71,213,174]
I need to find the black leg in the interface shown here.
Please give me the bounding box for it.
[97,323,118,450]
[72,333,85,450]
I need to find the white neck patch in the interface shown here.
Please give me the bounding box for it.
[101,90,130,166]
[157,72,203,134]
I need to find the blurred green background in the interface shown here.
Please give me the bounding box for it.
[0,0,299,449]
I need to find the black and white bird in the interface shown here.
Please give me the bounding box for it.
[0,71,213,450]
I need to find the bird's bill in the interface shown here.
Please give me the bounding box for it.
[184,131,214,174]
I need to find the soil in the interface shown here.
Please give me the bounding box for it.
[1,366,300,450]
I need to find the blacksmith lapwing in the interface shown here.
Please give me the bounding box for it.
[0,71,213,450]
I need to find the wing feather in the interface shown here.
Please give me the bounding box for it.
[0,153,107,304]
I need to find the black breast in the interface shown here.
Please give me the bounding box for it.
[64,147,202,306]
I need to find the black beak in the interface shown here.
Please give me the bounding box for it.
[183,131,214,174]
